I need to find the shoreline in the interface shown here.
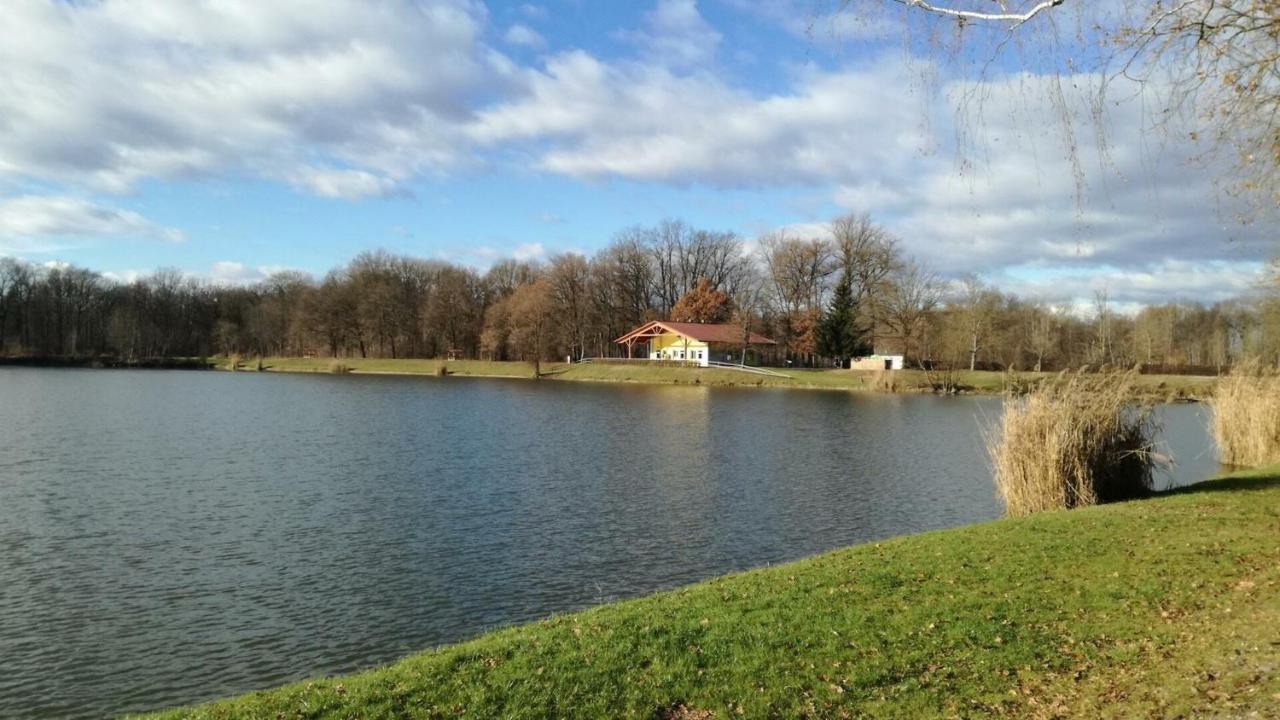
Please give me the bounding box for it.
[207,356,1223,401]
[0,355,1219,400]
[135,464,1280,719]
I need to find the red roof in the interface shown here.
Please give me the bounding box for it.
[615,320,776,345]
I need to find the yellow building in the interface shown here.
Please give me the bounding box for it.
[615,321,776,367]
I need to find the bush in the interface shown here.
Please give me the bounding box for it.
[328,360,351,374]
[1211,359,1280,467]
[988,368,1158,517]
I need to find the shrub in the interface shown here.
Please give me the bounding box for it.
[1211,359,1280,467]
[328,360,351,374]
[988,368,1158,517]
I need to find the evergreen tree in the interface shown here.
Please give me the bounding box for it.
[817,270,868,367]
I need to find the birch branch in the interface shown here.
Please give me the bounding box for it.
[890,0,1066,27]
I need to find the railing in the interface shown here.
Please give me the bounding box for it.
[577,357,791,378]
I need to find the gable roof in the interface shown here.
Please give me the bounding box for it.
[615,320,776,345]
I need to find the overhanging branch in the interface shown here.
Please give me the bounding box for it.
[890,0,1066,27]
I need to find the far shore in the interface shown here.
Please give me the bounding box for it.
[211,356,1217,401]
[0,354,1220,400]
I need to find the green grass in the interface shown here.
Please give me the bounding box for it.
[215,356,566,379]
[138,466,1280,719]
[214,356,1218,399]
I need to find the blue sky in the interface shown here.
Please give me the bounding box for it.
[0,0,1272,308]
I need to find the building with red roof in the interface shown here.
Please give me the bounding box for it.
[614,320,776,367]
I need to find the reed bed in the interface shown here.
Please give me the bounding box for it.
[988,368,1158,517]
[1211,359,1280,467]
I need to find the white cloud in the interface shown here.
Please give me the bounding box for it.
[207,261,305,285]
[504,23,546,49]
[993,260,1270,309]
[724,0,903,45]
[621,0,723,69]
[0,0,494,198]
[513,242,545,261]
[0,195,183,254]
[519,4,547,20]
[101,268,145,284]
[473,53,924,186]
[289,167,399,200]
[209,261,257,285]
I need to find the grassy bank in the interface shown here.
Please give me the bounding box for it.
[212,356,1218,400]
[140,466,1280,719]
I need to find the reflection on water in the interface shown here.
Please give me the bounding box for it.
[0,368,1217,719]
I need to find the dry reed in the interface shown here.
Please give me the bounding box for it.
[869,369,899,393]
[988,368,1158,517]
[328,359,351,374]
[1211,359,1280,467]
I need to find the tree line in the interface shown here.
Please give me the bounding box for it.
[2,215,1278,371]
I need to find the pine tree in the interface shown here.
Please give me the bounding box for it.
[817,270,868,367]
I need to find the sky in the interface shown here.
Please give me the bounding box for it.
[0,0,1273,310]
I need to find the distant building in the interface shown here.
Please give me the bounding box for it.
[850,354,905,371]
[615,321,776,368]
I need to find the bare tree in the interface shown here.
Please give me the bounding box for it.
[0,257,22,353]
[880,260,943,363]
[1028,302,1060,372]
[506,278,556,364]
[729,265,770,366]
[760,231,835,362]
[829,213,902,350]
[950,274,1004,371]
[547,253,593,360]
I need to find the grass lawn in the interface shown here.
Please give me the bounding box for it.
[138,465,1280,719]
[214,356,1218,400]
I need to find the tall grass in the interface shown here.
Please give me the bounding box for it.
[988,368,1158,517]
[1211,359,1280,467]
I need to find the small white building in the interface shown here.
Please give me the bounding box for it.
[850,354,905,371]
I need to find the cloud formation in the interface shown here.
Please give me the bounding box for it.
[0,0,494,198]
[0,195,183,253]
[504,23,546,49]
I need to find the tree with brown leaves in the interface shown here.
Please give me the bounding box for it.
[671,278,732,323]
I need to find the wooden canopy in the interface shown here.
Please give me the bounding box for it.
[614,320,776,347]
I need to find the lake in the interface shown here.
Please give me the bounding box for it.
[0,368,1219,718]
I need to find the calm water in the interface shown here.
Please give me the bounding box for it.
[0,368,1218,718]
